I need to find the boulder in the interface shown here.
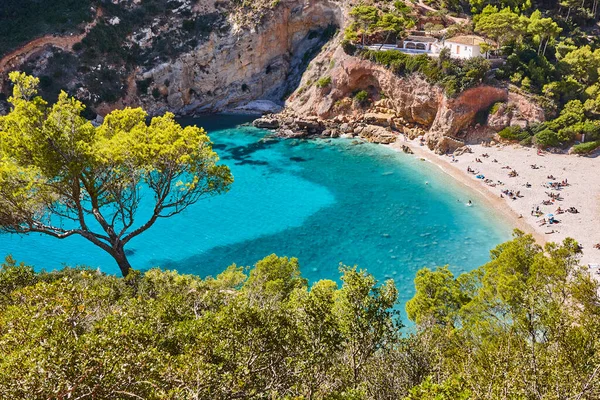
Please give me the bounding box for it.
[359,125,398,144]
[296,119,322,131]
[401,145,413,154]
[235,100,284,115]
[339,123,354,133]
[253,118,280,129]
[363,112,394,127]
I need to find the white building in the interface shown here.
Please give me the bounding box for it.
[438,35,488,59]
[368,33,489,60]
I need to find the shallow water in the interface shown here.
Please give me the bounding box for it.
[0,115,511,316]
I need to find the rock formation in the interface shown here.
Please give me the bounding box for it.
[137,0,342,115]
[278,43,542,153]
[1,0,545,152]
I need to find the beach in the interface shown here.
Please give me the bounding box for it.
[391,139,600,268]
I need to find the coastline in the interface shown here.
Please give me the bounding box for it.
[388,138,599,267]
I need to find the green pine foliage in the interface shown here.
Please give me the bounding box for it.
[1,232,599,398]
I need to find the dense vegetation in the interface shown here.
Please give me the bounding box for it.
[359,48,490,96]
[1,231,599,398]
[0,0,93,56]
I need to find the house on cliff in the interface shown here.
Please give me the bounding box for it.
[368,33,490,60]
[437,35,488,59]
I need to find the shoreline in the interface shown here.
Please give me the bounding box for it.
[387,139,547,247]
[388,137,599,267]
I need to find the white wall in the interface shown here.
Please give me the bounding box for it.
[441,42,481,59]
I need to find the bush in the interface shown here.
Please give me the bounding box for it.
[534,129,561,147]
[557,126,577,143]
[571,140,600,154]
[136,78,153,95]
[316,76,332,88]
[341,39,357,55]
[358,50,488,97]
[354,90,370,106]
[0,0,93,57]
[519,136,533,146]
[498,126,530,141]
[490,102,505,115]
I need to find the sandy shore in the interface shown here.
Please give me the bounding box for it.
[389,138,600,267]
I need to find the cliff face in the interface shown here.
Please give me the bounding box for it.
[282,44,522,152]
[1,0,341,117]
[2,0,544,151]
[287,46,443,125]
[137,0,341,115]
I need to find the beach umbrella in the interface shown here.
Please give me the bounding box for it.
[547,214,554,218]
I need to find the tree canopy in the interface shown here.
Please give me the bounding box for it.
[1,232,599,398]
[0,72,232,276]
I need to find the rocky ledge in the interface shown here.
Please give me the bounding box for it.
[253,101,428,144]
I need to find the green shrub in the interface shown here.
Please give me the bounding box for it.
[534,129,560,147]
[357,50,489,97]
[341,39,357,55]
[498,126,530,141]
[490,102,505,115]
[571,141,600,154]
[521,76,532,91]
[354,90,370,106]
[0,0,93,57]
[519,136,533,146]
[182,19,196,31]
[151,87,161,99]
[136,78,153,95]
[557,126,577,143]
[316,76,332,88]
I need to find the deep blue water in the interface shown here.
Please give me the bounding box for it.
[0,115,511,314]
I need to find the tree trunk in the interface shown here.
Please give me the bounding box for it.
[112,244,133,277]
[379,31,392,50]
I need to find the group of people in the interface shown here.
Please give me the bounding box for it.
[546,191,563,201]
[501,189,522,200]
[466,166,479,175]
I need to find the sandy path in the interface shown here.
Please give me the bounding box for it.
[390,138,600,267]
[0,8,103,76]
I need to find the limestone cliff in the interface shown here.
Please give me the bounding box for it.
[1,0,544,152]
[0,0,341,118]
[136,0,341,115]
[279,42,528,153]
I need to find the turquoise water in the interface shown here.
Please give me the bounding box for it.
[0,115,511,313]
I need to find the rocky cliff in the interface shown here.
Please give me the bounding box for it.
[273,42,543,153]
[1,0,544,151]
[135,0,341,116]
[1,0,341,118]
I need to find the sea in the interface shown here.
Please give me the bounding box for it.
[0,115,512,318]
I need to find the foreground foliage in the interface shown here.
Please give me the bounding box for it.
[1,231,599,398]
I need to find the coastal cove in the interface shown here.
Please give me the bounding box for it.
[0,115,512,315]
